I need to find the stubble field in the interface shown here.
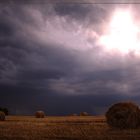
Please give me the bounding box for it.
[0,116,140,140]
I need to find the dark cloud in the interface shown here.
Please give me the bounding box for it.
[0,84,128,115]
[54,4,92,19]
[53,3,111,32]
[0,2,140,115]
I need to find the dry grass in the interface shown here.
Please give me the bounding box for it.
[0,116,140,140]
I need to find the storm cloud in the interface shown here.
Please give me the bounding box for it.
[0,1,140,115]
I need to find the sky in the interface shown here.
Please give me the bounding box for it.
[1,0,140,115]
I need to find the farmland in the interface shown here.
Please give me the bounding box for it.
[0,116,140,140]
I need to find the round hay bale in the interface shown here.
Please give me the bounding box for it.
[71,113,78,116]
[35,111,45,118]
[0,111,5,121]
[106,102,140,129]
[80,112,89,116]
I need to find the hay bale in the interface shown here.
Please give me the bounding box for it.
[0,111,5,121]
[80,112,89,116]
[106,102,140,129]
[35,111,45,118]
[71,113,78,116]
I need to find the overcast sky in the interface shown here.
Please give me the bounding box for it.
[1,0,140,115]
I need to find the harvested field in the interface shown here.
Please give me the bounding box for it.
[0,116,140,140]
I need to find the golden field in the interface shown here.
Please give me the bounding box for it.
[0,116,140,140]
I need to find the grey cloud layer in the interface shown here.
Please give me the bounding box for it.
[0,3,140,114]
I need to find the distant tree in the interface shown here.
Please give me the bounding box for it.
[0,111,5,121]
[2,108,9,115]
[0,108,9,115]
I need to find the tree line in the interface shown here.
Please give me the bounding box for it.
[0,107,9,115]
